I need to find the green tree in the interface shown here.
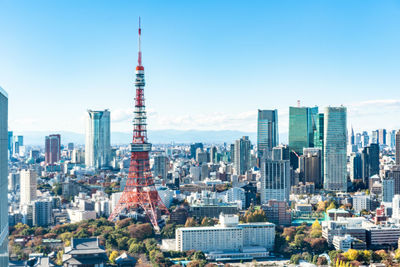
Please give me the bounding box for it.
[185,217,197,227]
[193,251,206,260]
[129,242,146,254]
[52,183,62,196]
[290,254,301,264]
[109,250,119,264]
[326,202,336,211]
[55,250,64,266]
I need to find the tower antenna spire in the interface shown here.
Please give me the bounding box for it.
[138,17,142,66]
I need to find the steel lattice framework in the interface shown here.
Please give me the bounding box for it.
[108,18,169,229]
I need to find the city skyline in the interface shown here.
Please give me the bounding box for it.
[2,1,400,135]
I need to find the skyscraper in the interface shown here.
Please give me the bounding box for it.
[361,143,379,186]
[371,130,379,144]
[378,129,387,146]
[33,199,53,227]
[299,148,322,188]
[257,109,278,156]
[20,169,38,205]
[349,153,362,181]
[361,131,369,148]
[272,145,290,161]
[289,106,318,155]
[153,154,169,180]
[260,157,290,203]
[396,130,400,165]
[350,127,355,145]
[388,130,396,149]
[190,143,203,159]
[85,109,111,169]
[13,135,23,155]
[234,136,251,175]
[210,146,217,163]
[45,134,61,165]
[0,87,8,265]
[323,106,347,192]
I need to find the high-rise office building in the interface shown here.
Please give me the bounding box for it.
[361,132,369,148]
[355,133,362,148]
[13,135,23,155]
[33,199,53,227]
[388,130,396,149]
[257,109,278,156]
[385,166,400,195]
[289,106,318,155]
[323,106,347,192]
[299,148,322,188]
[190,143,203,159]
[383,178,394,203]
[371,130,379,144]
[350,127,355,145]
[396,130,400,165]
[349,153,362,181]
[8,172,20,192]
[67,142,74,150]
[0,87,8,265]
[260,157,290,203]
[210,146,217,163]
[234,136,251,175]
[272,145,290,161]
[45,134,61,165]
[85,109,111,169]
[153,154,169,180]
[378,129,387,146]
[361,143,379,186]
[196,148,208,163]
[20,169,38,205]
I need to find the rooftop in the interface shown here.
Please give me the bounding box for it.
[64,237,106,255]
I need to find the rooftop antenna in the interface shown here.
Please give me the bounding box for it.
[138,17,142,66]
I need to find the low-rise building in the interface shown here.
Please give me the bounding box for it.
[366,224,400,249]
[190,204,238,219]
[322,218,367,245]
[66,209,96,223]
[262,200,291,226]
[332,234,366,251]
[63,237,108,266]
[294,203,313,217]
[175,214,275,260]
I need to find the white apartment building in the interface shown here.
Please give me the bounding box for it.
[333,235,353,251]
[176,214,274,257]
[352,194,371,213]
[392,195,400,220]
[20,169,38,205]
[225,187,246,209]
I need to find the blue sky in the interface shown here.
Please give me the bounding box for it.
[1,0,400,135]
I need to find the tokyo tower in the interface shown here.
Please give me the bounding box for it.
[108,18,169,229]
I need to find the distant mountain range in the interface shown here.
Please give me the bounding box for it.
[15,130,288,146]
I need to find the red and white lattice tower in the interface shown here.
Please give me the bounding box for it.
[108,18,169,229]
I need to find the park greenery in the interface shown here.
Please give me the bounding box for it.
[8,217,208,267]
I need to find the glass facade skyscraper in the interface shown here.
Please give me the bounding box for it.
[288,106,318,155]
[85,109,111,169]
[257,109,278,156]
[0,87,8,266]
[323,106,347,192]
